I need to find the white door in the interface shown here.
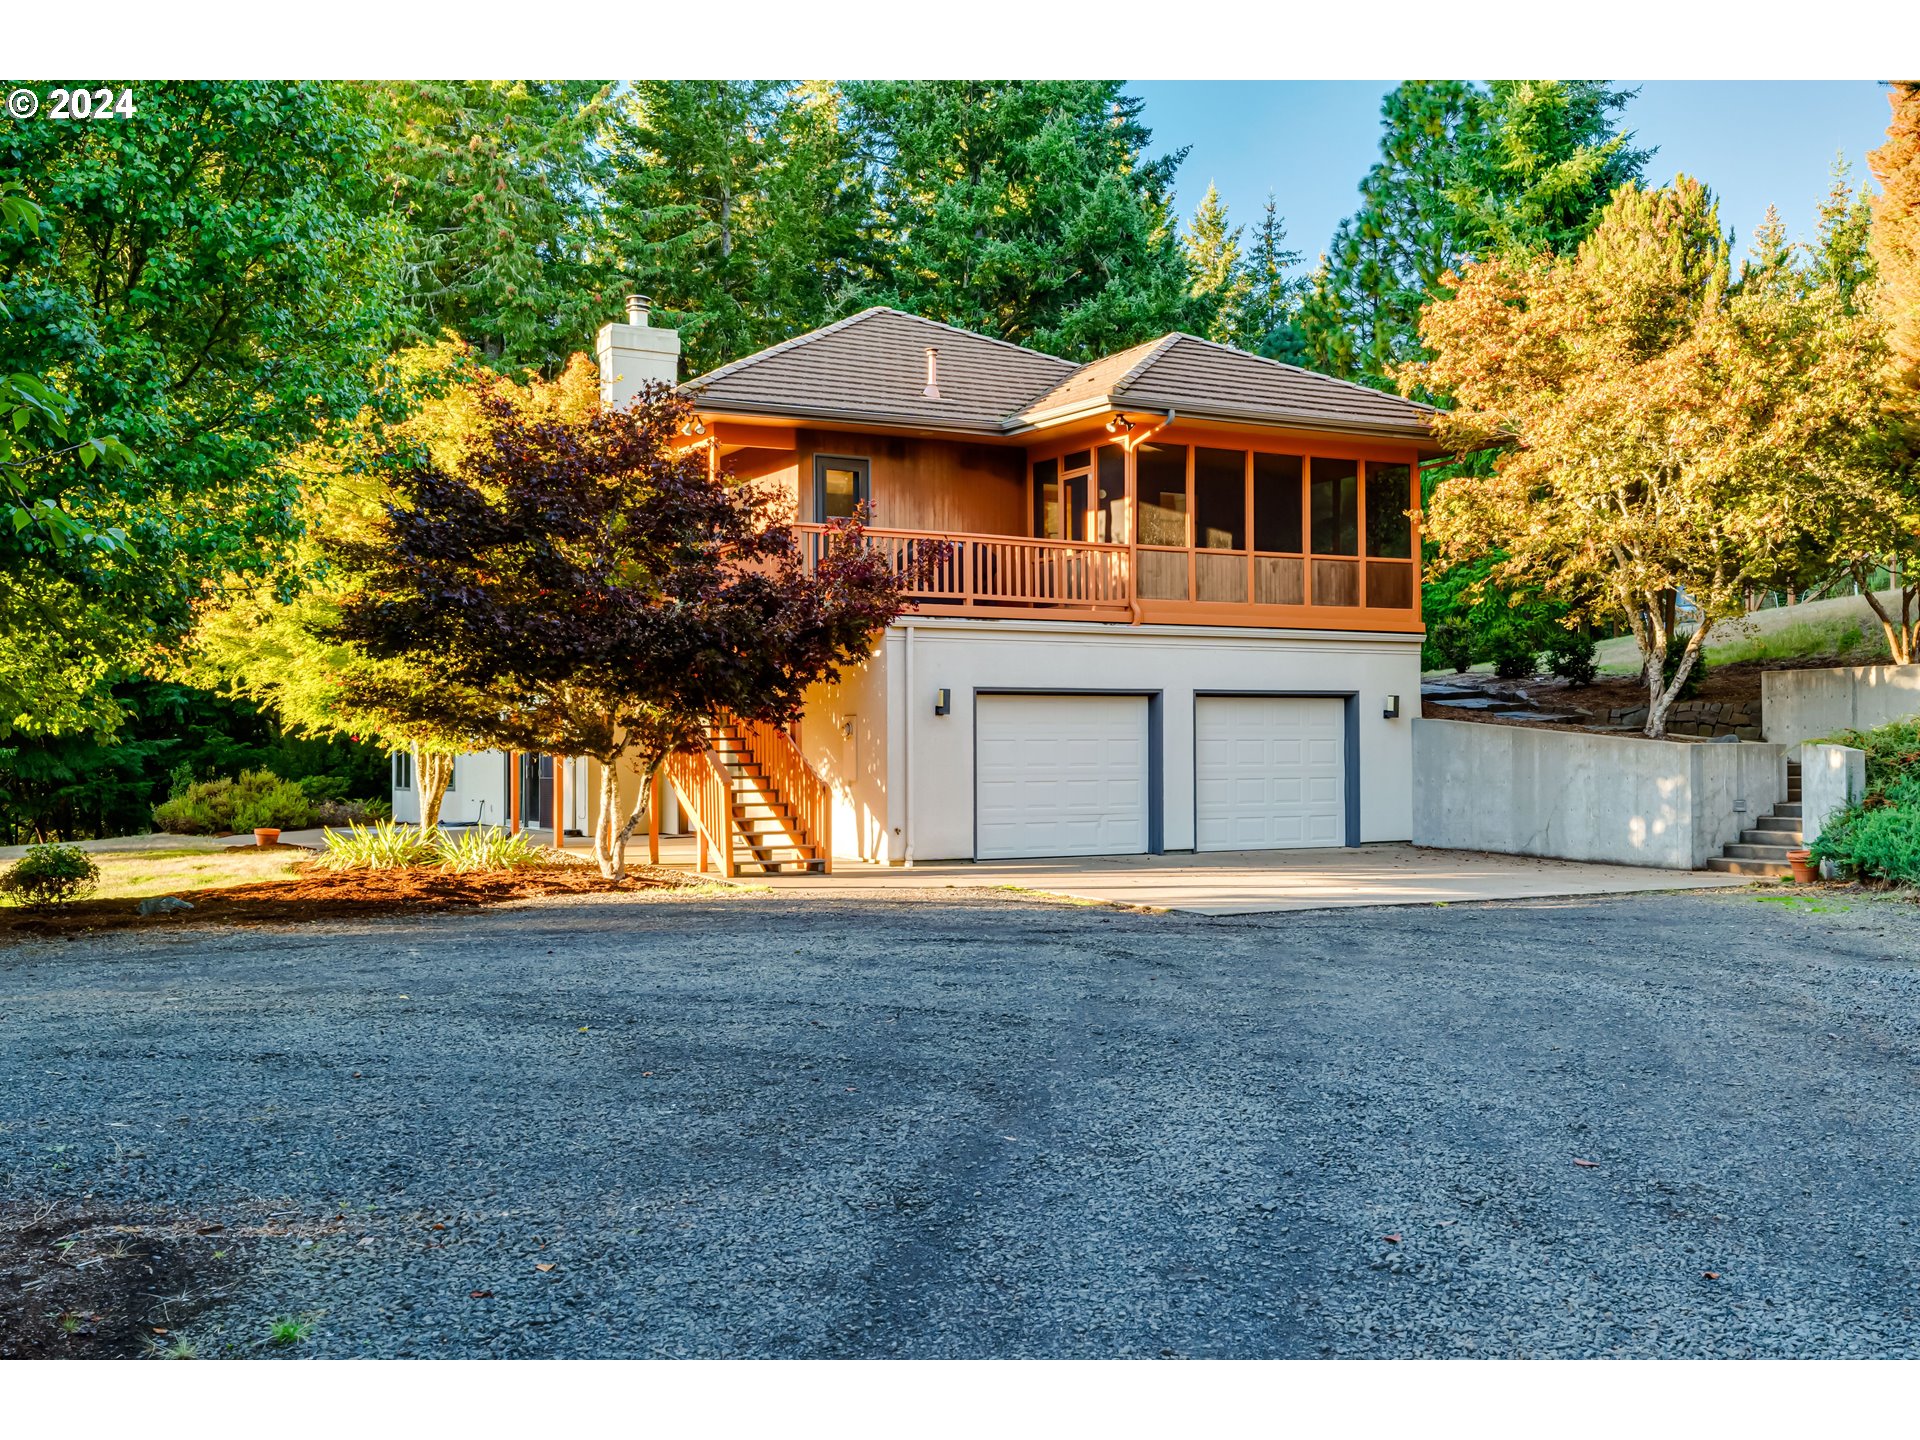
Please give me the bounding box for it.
[975,694,1150,860]
[1195,696,1346,851]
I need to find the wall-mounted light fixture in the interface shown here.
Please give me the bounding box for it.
[934,688,952,717]
[1383,694,1401,720]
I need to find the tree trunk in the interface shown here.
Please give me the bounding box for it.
[590,756,663,884]
[1643,621,1712,739]
[417,748,455,830]
[1859,581,1920,665]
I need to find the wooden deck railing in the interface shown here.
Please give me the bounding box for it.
[663,744,737,878]
[793,523,1133,620]
[725,712,833,875]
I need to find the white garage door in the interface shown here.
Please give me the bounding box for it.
[975,694,1150,860]
[1195,695,1346,851]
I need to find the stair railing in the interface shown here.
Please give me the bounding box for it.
[663,744,737,878]
[723,711,834,874]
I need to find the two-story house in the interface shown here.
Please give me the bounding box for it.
[392,300,1442,871]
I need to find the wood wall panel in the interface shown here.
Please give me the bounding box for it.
[1366,560,1415,610]
[1194,551,1247,604]
[1139,549,1189,601]
[1254,556,1304,606]
[798,429,1025,534]
[1312,559,1360,608]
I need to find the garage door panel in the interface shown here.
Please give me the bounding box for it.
[976,694,1150,860]
[1195,695,1346,852]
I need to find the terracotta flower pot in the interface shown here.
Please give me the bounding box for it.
[254,827,281,847]
[1786,848,1816,884]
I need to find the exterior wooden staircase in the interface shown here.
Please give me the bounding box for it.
[1705,758,1802,879]
[662,713,833,877]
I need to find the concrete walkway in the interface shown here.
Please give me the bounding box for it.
[744,843,1756,915]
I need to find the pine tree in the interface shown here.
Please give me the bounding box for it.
[1302,80,1647,389]
[1810,160,1876,308]
[1183,182,1247,342]
[844,81,1199,359]
[1235,195,1306,361]
[372,81,614,372]
[604,81,873,377]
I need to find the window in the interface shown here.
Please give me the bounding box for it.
[1310,457,1359,555]
[1193,448,1246,550]
[1253,453,1303,553]
[1096,446,1125,543]
[812,455,870,522]
[1136,443,1188,546]
[393,751,413,791]
[1365,463,1413,558]
[1032,457,1060,538]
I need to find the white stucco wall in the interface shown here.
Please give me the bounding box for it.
[801,641,895,863]
[1763,663,1920,747]
[861,618,1421,863]
[390,750,590,833]
[1414,719,1785,869]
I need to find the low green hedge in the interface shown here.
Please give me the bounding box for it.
[1808,721,1920,884]
[152,768,316,835]
[0,843,101,907]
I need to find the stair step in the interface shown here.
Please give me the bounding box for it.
[1741,826,1803,846]
[1753,816,1804,836]
[1724,842,1799,861]
[1706,856,1794,877]
[1772,802,1802,818]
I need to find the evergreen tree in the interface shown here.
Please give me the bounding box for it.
[1235,195,1307,361]
[1871,82,1920,380]
[1810,159,1877,308]
[844,81,1198,359]
[1302,80,1648,389]
[1183,182,1247,342]
[604,81,873,377]
[372,81,614,372]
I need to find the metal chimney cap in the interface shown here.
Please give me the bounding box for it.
[626,294,651,326]
[923,345,941,401]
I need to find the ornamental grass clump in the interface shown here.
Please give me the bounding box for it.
[0,844,101,907]
[315,819,443,871]
[434,827,556,874]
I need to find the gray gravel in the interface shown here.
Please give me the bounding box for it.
[3,884,1919,1358]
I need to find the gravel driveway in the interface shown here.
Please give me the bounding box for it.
[3,885,1918,1358]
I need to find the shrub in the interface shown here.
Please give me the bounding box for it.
[1545,627,1598,686]
[1661,635,1707,702]
[296,774,352,804]
[436,827,557,873]
[1814,718,1920,801]
[0,843,101,907]
[153,769,314,835]
[1811,797,1920,884]
[315,819,443,870]
[1427,615,1475,674]
[308,796,391,828]
[1485,625,1538,680]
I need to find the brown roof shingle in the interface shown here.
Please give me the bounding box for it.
[682,311,1438,443]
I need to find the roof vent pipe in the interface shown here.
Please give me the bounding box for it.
[923,346,941,401]
[626,294,651,327]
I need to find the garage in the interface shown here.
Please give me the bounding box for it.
[975,693,1151,860]
[1195,695,1347,851]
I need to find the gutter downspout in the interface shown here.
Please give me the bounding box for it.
[903,622,915,868]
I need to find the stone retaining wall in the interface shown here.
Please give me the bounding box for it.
[1605,696,1762,740]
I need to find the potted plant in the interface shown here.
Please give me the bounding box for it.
[1786,847,1816,884]
[254,827,281,847]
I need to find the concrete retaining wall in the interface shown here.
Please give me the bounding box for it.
[1414,719,1784,870]
[1800,742,1866,845]
[1763,664,1920,747]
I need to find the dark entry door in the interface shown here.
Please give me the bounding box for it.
[520,754,554,829]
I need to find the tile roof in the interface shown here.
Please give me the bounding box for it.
[681,308,1077,434]
[682,310,1438,442]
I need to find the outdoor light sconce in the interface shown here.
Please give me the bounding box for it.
[1383,694,1401,720]
[934,688,952,717]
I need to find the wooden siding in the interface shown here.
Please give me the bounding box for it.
[801,428,1025,533]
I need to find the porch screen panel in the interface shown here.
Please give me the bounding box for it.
[1096,445,1125,543]
[1364,463,1413,558]
[1193,448,1246,550]
[1310,457,1359,555]
[1135,444,1188,547]
[1252,453,1303,555]
[1032,457,1059,539]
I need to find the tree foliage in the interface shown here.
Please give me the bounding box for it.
[843,81,1198,359]
[329,381,926,879]
[1413,178,1878,737]
[1,81,401,737]
[372,81,614,373]
[1303,80,1649,390]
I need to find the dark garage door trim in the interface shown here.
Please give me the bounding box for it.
[972,688,1165,858]
[1192,690,1360,849]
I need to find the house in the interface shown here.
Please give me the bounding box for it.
[393,299,1444,871]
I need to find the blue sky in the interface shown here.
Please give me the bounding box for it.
[1130,81,1895,275]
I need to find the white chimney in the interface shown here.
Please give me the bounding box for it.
[596,294,681,410]
[923,346,941,401]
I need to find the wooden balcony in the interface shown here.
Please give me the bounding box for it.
[792,523,1421,632]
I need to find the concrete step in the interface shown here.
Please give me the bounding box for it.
[1754,814,1805,835]
[1706,856,1794,877]
[1772,802,1802,819]
[1724,841,1799,861]
[1742,826,1803,846]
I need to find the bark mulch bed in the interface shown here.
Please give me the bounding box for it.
[0,862,710,941]
[0,1205,244,1359]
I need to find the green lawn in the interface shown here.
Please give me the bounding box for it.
[0,846,307,907]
